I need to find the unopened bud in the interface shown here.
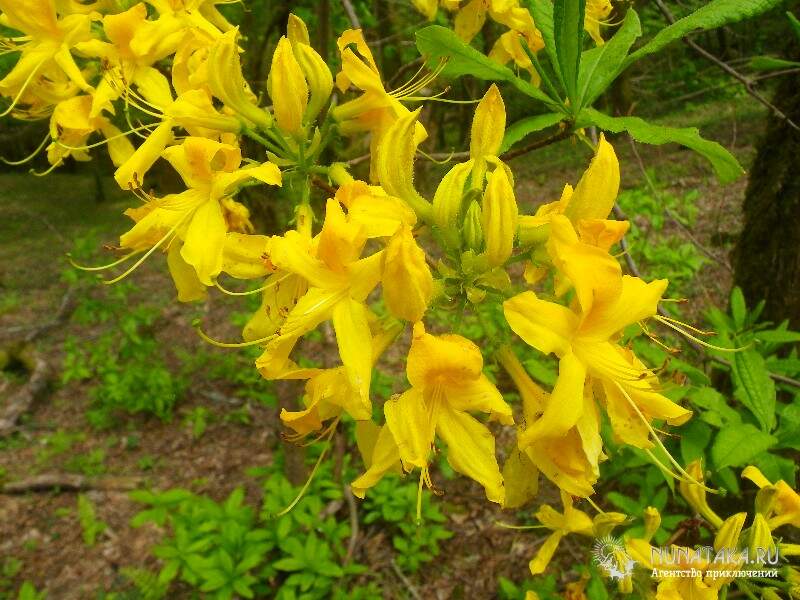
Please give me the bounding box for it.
[463,200,484,252]
[481,166,518,267]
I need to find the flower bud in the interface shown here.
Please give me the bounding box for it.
[755,485,779,517]
[292,42,333,124]
[748,513,776,562]
[207,30,271,129]
[470,84,506,183]
[382,224,434,322]
[433,160,472,232]
[679,460,723,529]
[481,166,518,267]
[592,512,626,538]
[269,36,308,137]
[287,13,310,44]
[563,134,619,223]
[643,506,661,543]
[463,200,484,252]
[714,512,747,552]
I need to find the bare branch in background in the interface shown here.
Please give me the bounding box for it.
[341,0,361,29]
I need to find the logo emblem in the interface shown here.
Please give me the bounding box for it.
[592,535,636,580]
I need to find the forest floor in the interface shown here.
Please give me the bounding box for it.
[0,95,766,599]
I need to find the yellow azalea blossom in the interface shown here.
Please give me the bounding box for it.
[351,422,403,499]
[481,164,518,267]
[498,345,602,499]
[46,94,134,167]
[382,224,434,323]
[268,36,308,137]
[679,460,724,528]
[285,14,333,125]
[145,0,231,39]
[585,0,613,46]
[0,0,95,115]
[742,465,800,530]
[452,0,537,44]
[488,30,544,85]
[504,215,691,456]
[332,28,429,181]
[78,3,188,117]
[255,198,384,413]
[379,322,513,503]
[280,318,403,435]
[119,137,281,287]
[113,88,242,189]
[529,491,625,574]
[518,134,622,247]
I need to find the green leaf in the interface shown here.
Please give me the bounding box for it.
[415,26,560,109]
[710,424,777,470]
[755,329,800,344]
[680,420,712,465]
[577,9,642,108]
[749,56,800,71]
[729,287,747,330]
[731,349,776,432]
[624,0,784,68]
[577,108,743,183]
[553,0,585,107]
[527,0,559,82]
[788,11,800,41]
[273,558,305,572]
[501,113,564,152]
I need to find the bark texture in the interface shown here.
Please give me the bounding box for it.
[733,71,800,328]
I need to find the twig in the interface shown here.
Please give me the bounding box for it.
[343,484,359,563]
[2,473,143,494]
[389,559,423,600]
[0,352,49,437]
[341,0,361,29]
[652,0,800,131]
[613,205,800,389]
[312,176,337,197]
[624,135,732,272]
[0,287,78,342]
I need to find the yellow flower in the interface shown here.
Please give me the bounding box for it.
[518,134,621,247]
[46,94,134,167]
[285,13,333,125]
[332,28,428,181]
[585,0,613,46]
[504,216,691,454]
[529,492,624,574]
[679,460,723,528]
[498,345,602,499]
[0,0,95,116]
[488,30,544,84]
[382,224,434,323]
[256,199,384,412]
[119,137,281,287]
[742,465,800,530]
[481,164,518,267]
[379,322,513,503]
[280,318,403,435]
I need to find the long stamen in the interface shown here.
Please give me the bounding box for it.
[194,325,278,348]
[0,58,46,118]
[614,380,718,494]
[31,161,62,177]
[54,123,155,152]
[494,522,550,530]
[416,469,425,525]
[69,250,142,272]
[214,273,287,297]
[654,316,747,353]
[274,418,339,517]
[1,132,49,165]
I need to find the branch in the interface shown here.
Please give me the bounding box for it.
[341,0,361,29]
[2,473,143,494]
[0,287,78,342]
[653,0,800,132]
[343,484,359,563]
[0,352,49,437]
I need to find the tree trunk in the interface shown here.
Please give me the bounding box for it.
[733,71,800,328]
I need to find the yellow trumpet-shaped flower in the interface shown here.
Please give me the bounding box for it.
[256,199,384,412]
[280,318,404,435]
[380,322,513,503]
[119,137,281,287]
[452,0,536,43]
[382,224,434,323]
[47,94,134,167]
[518,134,622,247]
[332,28,429,181]
[488,30,544,85]
[498,345,602,499]
[585,0,613,46]
[742,465,800,530]
[504,215,691,455]
[529,492,624,574]
[0,0,95,115]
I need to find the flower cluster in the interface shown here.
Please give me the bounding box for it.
[2,0,739,585]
